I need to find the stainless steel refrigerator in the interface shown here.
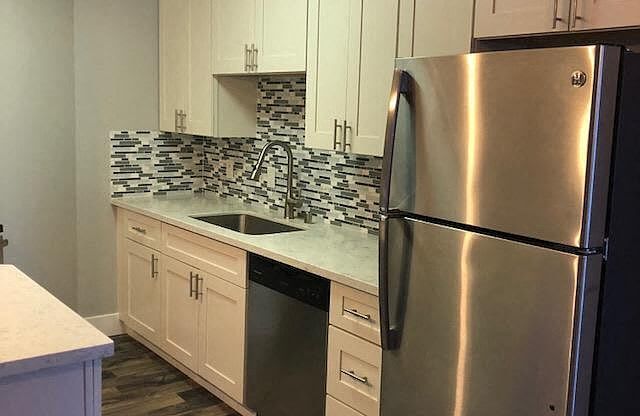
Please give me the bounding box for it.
[379,45,640,416]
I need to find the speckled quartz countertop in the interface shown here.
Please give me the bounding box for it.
[0,265,114,379]
[111,193,380,295]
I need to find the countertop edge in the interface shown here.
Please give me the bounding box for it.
[111,199,379,296]
[0,338,114,380]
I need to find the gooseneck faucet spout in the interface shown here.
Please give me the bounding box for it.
[250,141,302,219]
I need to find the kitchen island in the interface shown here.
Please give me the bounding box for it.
[0,265,113,416]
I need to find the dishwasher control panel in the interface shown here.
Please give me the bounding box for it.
[249,254,330,311]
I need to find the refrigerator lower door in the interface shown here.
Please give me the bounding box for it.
[379,216,602,416]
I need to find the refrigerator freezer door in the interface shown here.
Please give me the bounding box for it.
[383,45,620,249]
[379,216,602,416]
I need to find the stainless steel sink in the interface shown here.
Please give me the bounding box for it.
[191,214,303,235]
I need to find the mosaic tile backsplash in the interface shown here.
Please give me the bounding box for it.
[110,75,383,234]
[110,131,203,197]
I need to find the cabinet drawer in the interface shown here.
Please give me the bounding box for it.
[330,283,380,345]
[162,224,247,288]
[326,395,366,416]
[121,209,162,250]
[327,326,381,416]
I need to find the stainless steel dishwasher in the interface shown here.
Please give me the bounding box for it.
[246,254,330,416]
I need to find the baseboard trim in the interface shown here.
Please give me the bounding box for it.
[85,313,125,337]
[125,326,256,416]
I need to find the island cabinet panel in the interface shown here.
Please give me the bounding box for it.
[123,239,163,345]
[0,360,102,416]
[161,256,200,372]
[198,272,247,403]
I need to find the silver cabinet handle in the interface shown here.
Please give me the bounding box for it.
[189,271,196,298]
[151,254,158,279]
[177,110,186,133]
[252,44,258,71]
[344,308,371,321]
[572,0,582,28]
[195,274,203,300]
[552,0,564,29]
[341,369,368,385]
[333,119,342,150]
[132,226,147,234]
[342,120,351,152]
[245,43,250,71]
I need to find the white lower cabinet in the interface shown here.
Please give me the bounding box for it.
[118,209,247,405]
[122,239,162,345]
[327,326,382,416]
[198,273,247,403]
[161,256,200,372]
[326,395,366,416]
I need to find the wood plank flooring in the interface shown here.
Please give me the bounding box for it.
[103,335,241,416]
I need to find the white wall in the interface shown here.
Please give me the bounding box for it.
[0,0,78,307]
[73,0,159,317]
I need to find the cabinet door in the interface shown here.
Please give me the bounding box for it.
[345,0,399,157]
[255,0,307,73]
[212,0,256,74]
[474,0,570,38]
[411,0,473,57]
[575,0,640,31]
[305,0,351,151]
[123,240,162,344]
[159,0,188,133]
[198,273,247,402]
[184,0,213,136]
[161,256,199,372]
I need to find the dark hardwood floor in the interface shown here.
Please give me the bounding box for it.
[102,335,241,416]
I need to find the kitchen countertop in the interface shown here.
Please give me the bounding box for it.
[0,265,114,379]
[111,193,379,295]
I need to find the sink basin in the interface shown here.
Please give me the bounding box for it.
[191,214,303,235]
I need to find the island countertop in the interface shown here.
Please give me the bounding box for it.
[111,193,379,295]
[0,265,114,379]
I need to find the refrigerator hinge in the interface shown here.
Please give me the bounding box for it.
[603,237,610,261]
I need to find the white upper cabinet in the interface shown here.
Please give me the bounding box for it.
[212,0,256,74]
[306,0,400,157]
[160,0,256,138]
[574,0,640,31]
[159,0,188,134]
[475,0,640,38]
[256,0,308,72]
[160,0,213,136]
[345,0,400,156]
[305,0,351,152]
[212,0,307,74]
[406,0,474,57]
[475,0,570,38]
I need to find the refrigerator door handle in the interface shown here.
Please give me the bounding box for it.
[380,68,411,214]
[379,214,408,350]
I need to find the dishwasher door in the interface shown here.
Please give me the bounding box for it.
[246,255,330,416]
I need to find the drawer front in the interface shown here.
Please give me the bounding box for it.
[327,326,381,416]
[121,209,162,250]
[330,283,380,345]
[326,395,366,416]
[162,224,247,288]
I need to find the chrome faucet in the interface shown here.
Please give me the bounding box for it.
[250,141,302,219]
